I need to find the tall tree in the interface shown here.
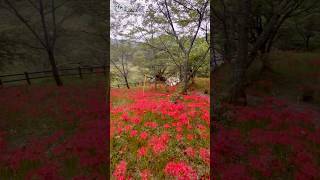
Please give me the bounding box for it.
[111,40,133,89]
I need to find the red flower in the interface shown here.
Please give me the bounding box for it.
[137,147,148,158]
[199,148,210,164]
[140,169,151,180]
[140,132,148,140]
[130,130,138,137]
[184,147,195,158]
[164,161,197,180]
[113,160,127,179]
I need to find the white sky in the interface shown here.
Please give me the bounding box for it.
[111,0,144,40]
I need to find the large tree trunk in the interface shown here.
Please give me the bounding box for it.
[222,23,232,64]
[229,0,250,105]
[210,0,215,177]
[48,50,63,86]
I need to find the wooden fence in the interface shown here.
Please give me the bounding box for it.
[112,81,146,88]
[0,65,107,87]
[0,65,150,88]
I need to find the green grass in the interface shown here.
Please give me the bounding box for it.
[257,50,320,104]
[191,77,210,93]
[213,50,320,105]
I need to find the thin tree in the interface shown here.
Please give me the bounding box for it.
[111,40,132,89]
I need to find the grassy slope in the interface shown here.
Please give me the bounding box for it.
[213,50,320,105]
[213,51,320,179]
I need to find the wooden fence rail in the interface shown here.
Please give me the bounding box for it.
[0,65,149,88]
[0,65,107,87]
[111,81,146,88]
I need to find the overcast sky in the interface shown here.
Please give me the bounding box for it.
[111,0,144,40]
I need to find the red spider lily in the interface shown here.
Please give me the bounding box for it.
[110,88,209,178]
[129,130,138,137]
[199,148,210,165]
[140,169,152,180]
[113,160,127,180]
[164,161,197,180]
[137,147,148,158]
[184,147,195,158]
[140,131,148,140]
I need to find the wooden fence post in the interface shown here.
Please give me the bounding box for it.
[24,72,31,85]
[143,74,146,96]
[78,67,83,79]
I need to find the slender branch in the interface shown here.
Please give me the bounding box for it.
[51,0,57,47]
[163,0,187,54]
[38,0,51,50]
[3,0,47,48]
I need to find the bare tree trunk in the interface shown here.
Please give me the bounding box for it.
[229,0,250,105]
[48,50,63,86]
[124,76,130,89]
[38,0,62,86]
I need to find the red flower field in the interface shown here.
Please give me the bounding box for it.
[213,97,320,179]
[0,81,107,179]
[1,80,319,179]
[110,86,210,179]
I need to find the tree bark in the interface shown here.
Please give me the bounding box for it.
[48,50,63,86]
[222,22,232,64]
[182,56,189,94]
[229,0,250,105]
[124,76,130,89]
